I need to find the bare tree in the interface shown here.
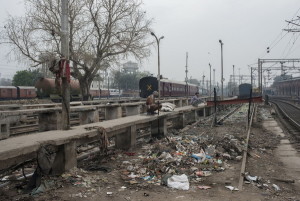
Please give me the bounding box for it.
[1,0,152,100]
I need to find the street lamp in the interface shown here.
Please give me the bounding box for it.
[209,63,211,98]
[219,39,224,100]
[151,32,164,102]
[213,68,216,87]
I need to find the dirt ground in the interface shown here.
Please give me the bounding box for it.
[0,104,299,201]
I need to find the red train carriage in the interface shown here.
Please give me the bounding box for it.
[17,86,36,99]
[139,76,199,98]
[0,86,18,100]
[0,86,36,100]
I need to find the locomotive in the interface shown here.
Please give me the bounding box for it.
[238,83,260,99]
[139,76,199,98]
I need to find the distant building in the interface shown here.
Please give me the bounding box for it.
[122,61,138,74]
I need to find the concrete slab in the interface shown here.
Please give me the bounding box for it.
[0,104,210,172]
[263,118,300,187]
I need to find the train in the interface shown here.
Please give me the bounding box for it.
[238,83,260,99]
[35,78,111,101]
[0,78,110,101]
[1,76,199,101]
[139,76,199,98]
[0,86,36,100]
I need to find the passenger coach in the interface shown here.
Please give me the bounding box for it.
[139,76,199,98]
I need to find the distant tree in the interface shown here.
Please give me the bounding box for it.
[12,69,42,86]
[0,78,12,86]
[189,78,200,85]
[1,0,153,100]
[113,70,150,90]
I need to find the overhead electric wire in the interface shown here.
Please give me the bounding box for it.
[283,33,300,58]
[281,33,296,57]
[247,6,300,67]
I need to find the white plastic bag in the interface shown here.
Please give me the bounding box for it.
[167,174,189,190]
[161,103,176,112]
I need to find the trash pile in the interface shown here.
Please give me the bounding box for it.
[116,132,246,190]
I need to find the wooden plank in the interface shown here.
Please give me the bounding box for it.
[238,104,257,190]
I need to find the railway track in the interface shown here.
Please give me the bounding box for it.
[270,99,300,142]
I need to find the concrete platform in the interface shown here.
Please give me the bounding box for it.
[0,105,210,173]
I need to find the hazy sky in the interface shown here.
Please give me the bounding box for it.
[1,0,300,86]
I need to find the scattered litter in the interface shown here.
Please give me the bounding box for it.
[245,175,258,182]
[197,185,212,190]
[124,152,135,156]
[196,171,212,177]
[70,193,83,198]
[225,186,239,191]
[236,156,243,160]
[31,180,56,195]
[87,165,111,172]
[272,184,280,191]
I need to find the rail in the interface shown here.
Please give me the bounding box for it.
[269,99,300,129]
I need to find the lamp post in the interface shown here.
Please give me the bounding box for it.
[219,39,224,100]
[213,68,215,88]
[151,32,164,101]
[209,63,211,97]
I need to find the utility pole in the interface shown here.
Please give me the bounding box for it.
[251,67,253,87]
[209,63,212,97]
[185,52,188,98]
[202,74,205,95]
[283,17,300,33]
[61,0,70,130]
[233,65,235,96]
[150,32,164,119]
[98,70,101,99]
[239,68,241,85]
[213,69,216,88]
[206,80,209,95]
[219,40,224,100]
[280,62,286,76]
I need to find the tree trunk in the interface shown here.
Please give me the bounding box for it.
[79,78,91,101]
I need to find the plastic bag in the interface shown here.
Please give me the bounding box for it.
[167,174,189,190]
